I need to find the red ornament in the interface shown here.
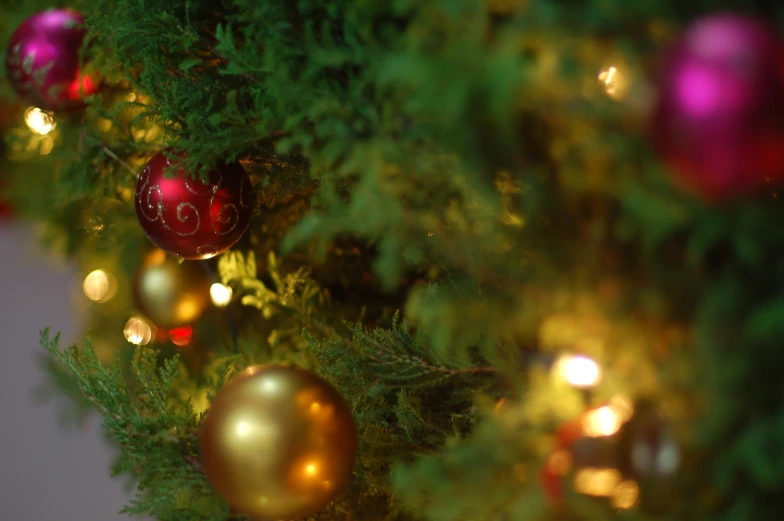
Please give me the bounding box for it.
[5,9,98,112]
[653,14,784,201]
[135,150,253,259]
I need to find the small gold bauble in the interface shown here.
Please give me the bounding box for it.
[132,249,211,329]
[199,365,358,520]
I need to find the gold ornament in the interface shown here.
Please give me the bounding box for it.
[199,365,358,520]
[132,249,211,329]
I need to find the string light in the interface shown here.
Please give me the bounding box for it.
[210,283,233,307]
[24,107,55,135]
[82,269,117,303]
[124,316,153,346]
[597,66,629,100]
[555,354,602,388]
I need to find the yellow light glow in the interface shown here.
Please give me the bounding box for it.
[556,354,601,388]
[24,107,55,135]
[598,66,628,100]
[236,421,251,437]
[304,463,318,477]
[39,136,54,155]
[583,406,623,437]
[123,316,153,346]
[310,402,322,413]
[574,467,621,497]
[126,92,137,102]
[611,480,639,509]
[210,283,233,307]
[83,270,110,302]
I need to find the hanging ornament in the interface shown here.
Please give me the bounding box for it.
[5,9,98,112]
[653,14,784,201]
[199,365,358,520]
[135,149,253,260]
[132,249,211,329]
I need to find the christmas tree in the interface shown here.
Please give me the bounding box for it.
[4,0,784,520]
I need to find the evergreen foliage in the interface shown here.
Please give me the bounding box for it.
[4,0,784,520]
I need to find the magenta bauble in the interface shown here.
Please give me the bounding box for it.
[135,150,253,260]
[653,14,784,201]
[5,9,98,112]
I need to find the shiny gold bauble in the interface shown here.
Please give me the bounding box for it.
[132,249,211,329]
[199,365,358,520]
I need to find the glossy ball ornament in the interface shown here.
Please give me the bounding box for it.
[5,9,98,112]
[135,149,253,260]
[653,14,784,201]
[132,249,211,329]
[199,365,358,520]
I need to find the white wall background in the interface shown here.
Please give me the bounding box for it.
[0,222,132,521]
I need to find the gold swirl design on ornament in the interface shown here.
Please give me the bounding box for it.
[239,177,252,209]
[137,168,162,222]
[184,168,218,196]
[160,202,201,237]
[213,203,240,236]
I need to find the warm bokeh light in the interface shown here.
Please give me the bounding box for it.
[82,269,117,303]
[556,354,601,388]
[210,283,233,307]
[24,107,55,135]
[83,270,109,301]
[609,394,635,422]
[124,316,153,346]
[574,467,621,497]
[612,480,640,509]
[304,463,318,477]
[169,325,193,347]
[598,65,629,100]
[583,406,623,437]
[39,136,54,155]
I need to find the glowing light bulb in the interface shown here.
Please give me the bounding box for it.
[124,316,153,346]
[583,406,623,437]
[83,270,110,302]
[556,354,601,388]
[304,462,318,477]
[24,107,56,135]
[210,283,233,307]
[598,66,628,100]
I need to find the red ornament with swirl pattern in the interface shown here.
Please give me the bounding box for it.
[135,150,253,260]
[5,9,98,112]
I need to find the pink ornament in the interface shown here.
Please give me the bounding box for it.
[5,9,98,112]
[653,14,784,201]
[135,150,253,260]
